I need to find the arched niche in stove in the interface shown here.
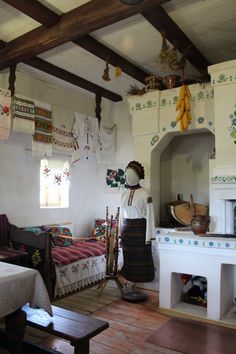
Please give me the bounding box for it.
[150,130,215,227]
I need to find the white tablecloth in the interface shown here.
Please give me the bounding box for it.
[0,262,52,317]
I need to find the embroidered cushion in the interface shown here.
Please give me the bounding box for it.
[49,226,72,247]
[91,218,118,240]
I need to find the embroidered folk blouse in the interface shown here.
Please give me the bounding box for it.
[121,187,155,243]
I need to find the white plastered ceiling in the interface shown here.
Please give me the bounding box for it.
[0,0,235,99]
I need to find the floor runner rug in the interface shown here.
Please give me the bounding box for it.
[147,316,236,354]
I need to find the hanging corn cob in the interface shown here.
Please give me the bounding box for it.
[175,84,192,132]
[115,66,122,77]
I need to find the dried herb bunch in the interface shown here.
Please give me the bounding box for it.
[158,31,186,71]
[127,84,147,96]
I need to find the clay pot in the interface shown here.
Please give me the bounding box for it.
[164,75,181,89]
[191,215,210,235]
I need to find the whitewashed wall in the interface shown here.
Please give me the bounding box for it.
[95,99,133,220]
[0,71,133,236]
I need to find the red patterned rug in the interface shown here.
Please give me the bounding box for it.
[147,317,236,354]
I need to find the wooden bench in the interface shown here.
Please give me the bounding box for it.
[23,304,109,354]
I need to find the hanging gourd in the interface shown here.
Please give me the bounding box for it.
[102,60,111,81]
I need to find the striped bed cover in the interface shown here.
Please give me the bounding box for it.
[51,240,106,266]
[52,240,123,298]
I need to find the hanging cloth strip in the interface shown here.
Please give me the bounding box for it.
[71,116,80,164]
[32,99,52,156]
[72,113,100,163]
[99,123,116,163]
[0,88,11,140]
[12,93,35,134]
[52,106,74,153]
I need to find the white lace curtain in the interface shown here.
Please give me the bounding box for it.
[40,159,70,208]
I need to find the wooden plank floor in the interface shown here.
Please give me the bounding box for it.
[90,291,179,354]
[2,280,235,353]
[37,282,182,354]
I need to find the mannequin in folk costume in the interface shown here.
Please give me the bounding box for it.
[120,161,155,295]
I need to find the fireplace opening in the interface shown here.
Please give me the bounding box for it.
[159,132,215,227]
[222,200,236,234]
[181,274,207,308]
[170,272,208,313]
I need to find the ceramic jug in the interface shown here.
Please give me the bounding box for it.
[191,215,210,235]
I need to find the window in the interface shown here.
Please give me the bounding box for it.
[40,159,70,208]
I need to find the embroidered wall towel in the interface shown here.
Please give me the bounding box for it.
[32,99,52,156]
[52,106,74,153]
[12,93,35,134]
[72,113,100,163]
[0,88,11,140]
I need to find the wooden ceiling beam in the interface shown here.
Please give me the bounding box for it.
[142,6,210,76]
[0,0,169,70]
[0,0,159,84]
[73,35,149,84]
[0,36,122,101]
[3,0,59,26]
[2,0,150,83]
[23,57,122,102]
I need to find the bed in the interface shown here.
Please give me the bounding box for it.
[9,223,123,299]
